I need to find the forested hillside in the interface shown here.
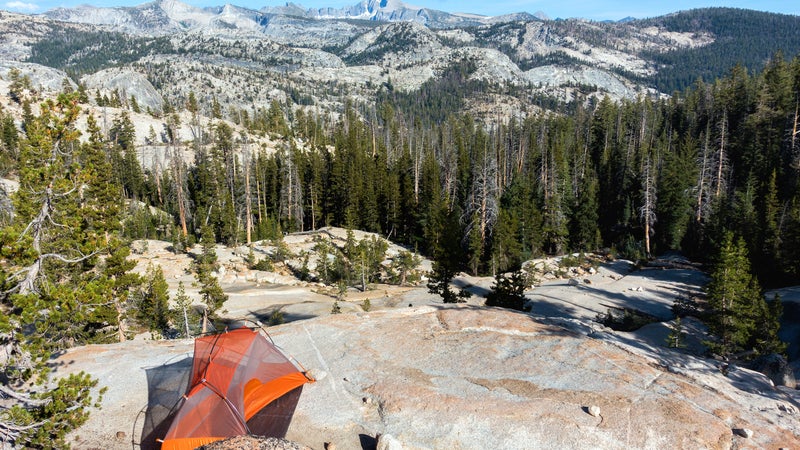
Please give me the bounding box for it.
[638,8,800,92]
[18,7,800,113]
[191,56,798,285]
[5,53,797,286]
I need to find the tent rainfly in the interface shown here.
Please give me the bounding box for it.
[158,327,313,450]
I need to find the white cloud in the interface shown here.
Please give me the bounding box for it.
[5,1,39,11]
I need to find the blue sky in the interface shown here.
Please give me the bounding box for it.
[3,0,799,21]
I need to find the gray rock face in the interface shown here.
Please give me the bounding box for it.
[55,303,800,450]
[0,61,74,93]
[4,1,728,120]
[81,68,163,113]
[266,0,488,28]
[281,307,797,449]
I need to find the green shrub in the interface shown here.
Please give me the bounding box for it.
[251,258,274,272]
[268,309,285,326]
[595,307,659,331]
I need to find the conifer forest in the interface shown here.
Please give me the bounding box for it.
[2,4,800,447]
[48,54,800,287]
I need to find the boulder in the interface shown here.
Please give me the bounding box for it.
[749,353,797,389]
[376,433,403,450]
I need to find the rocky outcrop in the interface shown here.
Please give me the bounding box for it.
[283,307,799,449]
[58,306,800,450]
[81,68,163,113]
[0,61,74,93]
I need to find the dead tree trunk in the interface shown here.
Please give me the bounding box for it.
[244,141,252,245]
[640,154,657,258]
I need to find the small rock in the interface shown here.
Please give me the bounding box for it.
[306,368,327,381]
[588,267,597,275]
[199,436,312,450]
[778,403,797,414]
[115,431,126,440]
[324,442,336,450]
[583,279,592,285]
[377,433,403,450]
[734,428,753,438]
[363,396,372,404]
[587,405,601,417]
[568,278,580,286]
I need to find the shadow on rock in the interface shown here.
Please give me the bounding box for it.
[138,355,193,450]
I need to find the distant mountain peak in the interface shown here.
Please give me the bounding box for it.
[533,10,550,20]
[154,0,198,14]
[44,0,545,31]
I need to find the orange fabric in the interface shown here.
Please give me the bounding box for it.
[192,329,257,394]
[159,328,312,447]
[163,387,248,441]
[160,436,223,450]
[243,372,311,420]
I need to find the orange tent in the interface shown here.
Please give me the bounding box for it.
[158,327,313,450]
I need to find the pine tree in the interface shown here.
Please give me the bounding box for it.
[750,293,786,356]
[7,68,33,104]
[139,264,171,336]
[666,317,687,349]
[656,136,696,250]
[194,225,227,333]
[569,169,600,252]
[390,250,421,285]
[705,232,770,357]
[0,106,19,177]
[427,210,470,303]
[109,111,144,200]
[466,210,484,275]
[173,281,194,338]
[489,208,522,274]
[97,242,141,343]
[0,93,124,447]
[639,153,657,258]
[314,236,337,285]
[485,269,528,311]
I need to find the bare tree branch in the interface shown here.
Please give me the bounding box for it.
[0,385,49,408]
[8,250,104,296]
[0,419,46,445]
